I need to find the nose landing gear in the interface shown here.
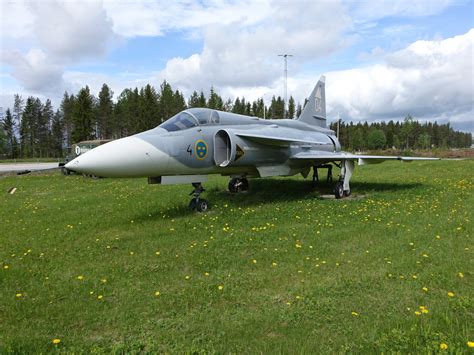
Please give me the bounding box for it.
[189,183,208,212]
[228,177,249,193]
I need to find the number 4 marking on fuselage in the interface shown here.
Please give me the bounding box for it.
[187,145,192,156]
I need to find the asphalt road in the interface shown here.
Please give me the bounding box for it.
[0,162,59,173]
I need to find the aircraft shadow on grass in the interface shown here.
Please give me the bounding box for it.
[130,179,422,221]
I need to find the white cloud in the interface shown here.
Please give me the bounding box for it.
[103,0,272,37]
[325,29,474,128]
[159,1,353,90]
[30,0,115,61]
[1,49,65,93]
[1,0,116,98]
[0,1,34,40]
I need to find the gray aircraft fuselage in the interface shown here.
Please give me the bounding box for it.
[66,108,340,180]
[66,76,437,208]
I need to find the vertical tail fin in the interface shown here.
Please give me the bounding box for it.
[297,75,326,127]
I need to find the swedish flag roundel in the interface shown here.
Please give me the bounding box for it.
[195,139,208,160]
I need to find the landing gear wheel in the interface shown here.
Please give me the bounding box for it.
[189,183,208,212]
[228,177,249,193]
[335,181,344,199]
[240,178,249,191]
[196,199,209,212]
[344,188,351,197]
[228,178,239,193]
[61,167,70,176]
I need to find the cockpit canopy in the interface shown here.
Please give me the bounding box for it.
[159,108,220,132]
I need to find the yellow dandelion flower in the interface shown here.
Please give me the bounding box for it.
[286,301,291,306]
[52,339,61,345]
[272,262,277,267]
[204,272,210,276]
[414,311,421,316]
[422,287,428,292]
[155,251,160,256]
[440,343,448,350]
[447,291,455,297]
[351,311,359,316]
[154,291,160,297]
[252,259,257,264]
[218,285,224,290]
[77,275,84,280]
[101,279,107,283]
[467,341,474,348]
[97,295,103,300]
[458,272,464,278]
[3,265,9,269]
[15,293,22,298]
[185,275,190,280]
[421,308,429,314]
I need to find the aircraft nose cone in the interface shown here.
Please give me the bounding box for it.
[65,136,169,177]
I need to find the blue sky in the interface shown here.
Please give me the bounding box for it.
[1,0,473,132]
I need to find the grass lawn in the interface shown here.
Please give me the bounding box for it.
[0,160,472,352]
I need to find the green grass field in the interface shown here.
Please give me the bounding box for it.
[0,160,472,353]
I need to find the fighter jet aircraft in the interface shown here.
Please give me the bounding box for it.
[66,76,438,211]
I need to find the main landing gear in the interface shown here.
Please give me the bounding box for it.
[228,177,249,193]
[189,182,208,212]
[334,160,354,199]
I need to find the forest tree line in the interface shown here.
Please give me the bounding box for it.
[0,80,471,158]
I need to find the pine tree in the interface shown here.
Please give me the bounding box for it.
[198,91,207,107]
[158,81,176,124]
[2,108,16,158]
[97,84,114,139]
[39,99,53,157]
[71,86,95,143]
[115,88,140,137]
[288,96,295,119]
[296,103,302,118]
[188,91,200,108]
[0,126,6,156]
[269,96,285,119]
[232,97,243,114]
[50,110,64,157]
[138,84,159,130]
[13,94,24,138]
[173,89,186,113]
[20,97,39,157]
[208,87,224,110]
[60,92,75,146]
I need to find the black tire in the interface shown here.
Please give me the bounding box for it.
[240,178,249,191]
[61,167,70,176]
[335,181,344,199]
[228,178,239,193]
[196,199,208,212]
[344,188,351,197]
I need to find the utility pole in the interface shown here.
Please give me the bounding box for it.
[278,54,292,118]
